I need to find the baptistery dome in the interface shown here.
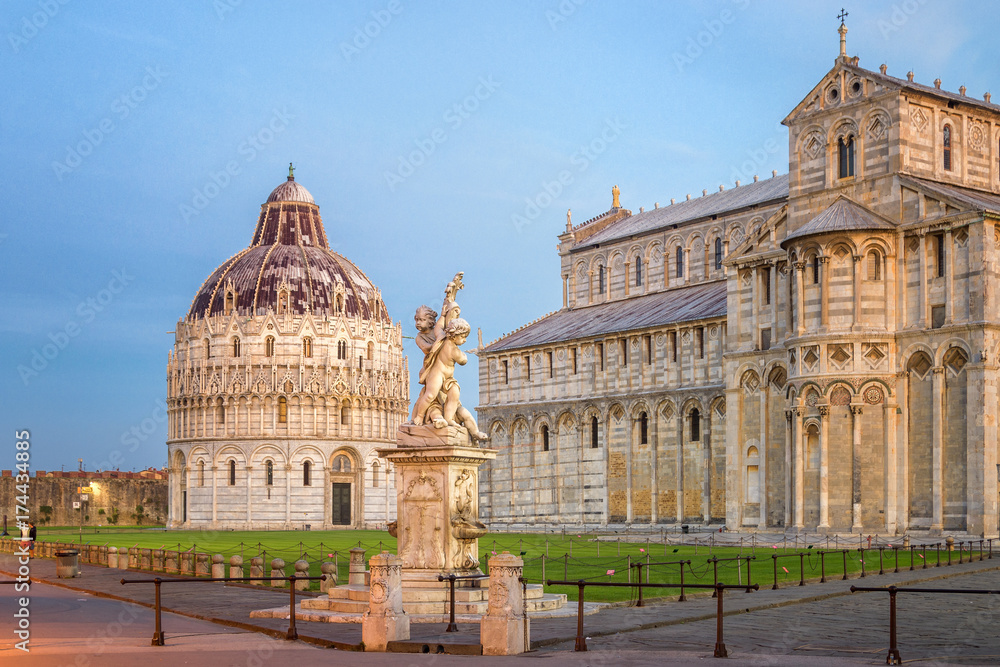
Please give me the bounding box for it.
[167,168,408,531]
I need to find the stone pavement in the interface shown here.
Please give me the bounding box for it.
[3,550,999,662]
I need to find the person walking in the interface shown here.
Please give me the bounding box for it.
[28,521,37,558]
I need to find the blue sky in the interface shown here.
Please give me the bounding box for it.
[1,0,995,473]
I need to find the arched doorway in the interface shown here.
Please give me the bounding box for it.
[330,452,357,527]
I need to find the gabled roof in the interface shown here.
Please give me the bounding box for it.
[482,281,727,354]
[574,175,788,251]
[900,175,1000,217]
[782,196,896,245]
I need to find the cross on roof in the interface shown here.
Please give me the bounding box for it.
[838,8,848,26]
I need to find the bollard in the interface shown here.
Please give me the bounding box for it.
[196,553,210,577]
[153,549,165,572]
[249,556,264,584]
[294,560,310,591]
[141,548,152,571]
[714,584,728,658]
[211,554,225,579]
[180,552,194,576]
[270,558,287,587]
[229,555,244,580]
[320,562,337,592]
[165,551,179,575]
[108,546,120,569]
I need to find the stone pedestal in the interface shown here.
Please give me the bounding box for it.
[211,554,226,579]
[362,552,409,651]
[480,552,528,655]
[229,555,244,579]
[320,562,337,592]
[107,546,119,569]
[349,547,367,586]
[378,428,496,581]
[270,558,286,587]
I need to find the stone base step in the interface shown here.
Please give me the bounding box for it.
[302,590,567,615]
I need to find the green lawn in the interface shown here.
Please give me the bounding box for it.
[29,525,972,601]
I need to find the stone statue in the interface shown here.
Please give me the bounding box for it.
[410,272,488,442]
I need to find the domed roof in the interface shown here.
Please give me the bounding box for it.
[187,170,389,321]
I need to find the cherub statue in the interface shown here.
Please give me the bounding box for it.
[410,274,488,442]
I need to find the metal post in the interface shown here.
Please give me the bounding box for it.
[446,575,458,632]
[842,550,848,581]
[564,553,569,580]
[878,546,885,575]
[922,544,927,569]
[713,584,728,658]
[936,542,941,567]
[893,546,899,573]
[979,539,984,562]
[745,556,754,593]
[947,543,952,567]
[287,576,298,640]
[820,551,827,583]
[151,578,164,646]
[575,582,587,652]
[909,545,915,571]
[679,561,687,602]
[887,586,902,664]
[710,557,719,597]
[772,554,779,590]
[859,548,866,578]
[637,563,644,607]
[958,542,964,565]
[798,553,805,586]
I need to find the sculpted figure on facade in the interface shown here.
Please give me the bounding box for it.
[410,272,488,441]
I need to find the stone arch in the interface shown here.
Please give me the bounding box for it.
[934,338,972,367]
[829,117,860,144]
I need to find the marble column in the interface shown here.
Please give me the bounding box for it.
[650,408,659,525]
[918,233,928,328]
[794,261,806,336]
[676,411,685,523]
[783,409,792,529]
[211,465,218,525]
[884,400,898,533]
[851,403,864,532]
[246,465,254,527]
[852,254,863,326]
[285,463,292,526]
[930,366,945,531]
[793,406,804,530]
[818,405,830,530]
[944,230,954,324]
[702,408,712,524]
[820,257,830,329]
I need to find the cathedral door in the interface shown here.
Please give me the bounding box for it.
[332,483,351,525]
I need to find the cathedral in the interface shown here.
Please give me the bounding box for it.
[166,169,409,529]
[476,27,1000,537]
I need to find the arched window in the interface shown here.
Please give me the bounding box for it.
[838,135,856,178]
[867,249,882,281]
[217,398,225,424]
[303,460,311,486]
[231,337,241,358]
[337,340,347,360]
[265,460,273,486]
[277,289,289,315]
[265,336,275,357]
[690,408,701,442]
[204,339,211,360]
[541,424,550,451]
[198,460,205,486]
[714,238,723,270]
[675,246,684,278]
[341,404,350,426]
[225,291,235,315]
[812,255,821,284]
[228,460,236,486]
[634,256,643,287]
[336,294,344,314]
[639,412,648,445]
[943,125,952,171]
[278,397,287,423]
[303,337,312,358]
[367,341,375,361]
[598,265,605,295]
[372,460,380,487]
[590,416,599,449]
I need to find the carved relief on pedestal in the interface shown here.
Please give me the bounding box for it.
[399,470,445,569]
[451,468,486,569]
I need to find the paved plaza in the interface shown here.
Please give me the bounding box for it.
[2,549,999,664]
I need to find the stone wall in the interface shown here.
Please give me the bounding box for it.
[0,475,167,527]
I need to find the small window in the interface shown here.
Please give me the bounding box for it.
[541,425,549,451]
[943,125,952,171]
[278,397,287,423]
[812,255,821,284]
[366,341,374,361]
[620,339,627,367]
[634,256,643,287]
[198,461,205,487]
[547,351,554,378]
[675,246,684,278]
[303,337,312,358]
[643,335,652,364]
[598,265,606,295]
[597,342,604,371]
[698,327,705,358]
[337,340,347,360]
[372,460,380,487]
[303,461,312,486]
[277,289,289,315]
[690,409,701,442]
[502,359,509,384]
[670,331,678,362]
[231,337,241,358]
[936,234,945,277]
[761,328,772,350]
[225,291,235,315]
[931,305,946,329]
[639,412,648,445]
[341,405,350,425]
[762,267,771,305]
[524,355,531,381]
[867,250,881,281]
[217,399,225,424]
[838,135,856,178]
[336,294,344,314]
[571,348,577,375]
[714,238,723,270]
[590,416,599,449]
[265,336,275,357]
[204,339,211,360]
[229,460,236,486]
[265,460,273,486]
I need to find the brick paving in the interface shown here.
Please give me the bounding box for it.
[3,549,999,661]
